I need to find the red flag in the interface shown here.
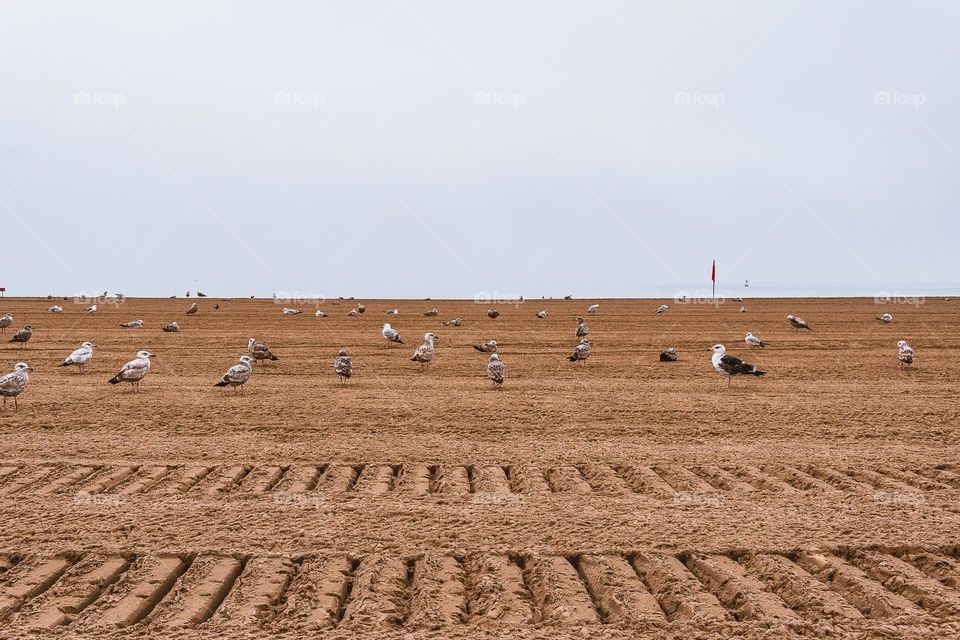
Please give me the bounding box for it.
[711,260,716,283]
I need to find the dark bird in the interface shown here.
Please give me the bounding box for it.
[487,309,499,319]
[9,325,32,347]
[659,348,678,362]
[710,344,764,387]
[162,322,180,332]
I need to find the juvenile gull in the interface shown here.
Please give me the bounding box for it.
[473,340,497,353]
[347,308,359,317]
[108,350,154,392]
[0,313,12,333]
[60,341,95,373]
[248,337,279,361]
[411,332,438,367]
[487,309,499,319]
[49,305,63,313]
[120,319,144,329]
[0,362,32,411]
[568,339,592,363]
[315,310,327,317]
[214,355,254,393]
[386,308,399,315]
[382,323,403,345]
[85,304,97,314]
[740,306,748,313]
[745,332,766,348]
[186,303,198,315]
[710,344,765,388]
[9,325,32,348]
[655,304,669,314]
[898,340,914,366]
[282,307,301,316]
[161,321,180,332]
[334,349,352,383]
[358,304,365,314]
[537,310,549,318]
[575,317,589,338]
[423,308,439,317]
[659,347,679,362]
[787,314,812,331]
[443,318,462,327]
[587,304,599,314]
[877,313,893,323]
[486,353,505,386]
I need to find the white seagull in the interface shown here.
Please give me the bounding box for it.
[48,305,63,313]
[486,353,505,386]
[315,310,327,317]
[423,308,439,317]
[568,339,592,363]
[347,308,359,316]
[386,308,399,315]
[108,350,154,392]
[60,341,95,373]
[120,319,144,329]
[443,318,462,327]
[0,362,32,411]
[85,304,97,314]
[186,303,199,314]
[877,313,893,323]
[587,304,600,314]
[214,355,254,393]
[745,332,766,348]
[282,307,301,316]
[411,332,437,367]
[710,344,765,387]
[655,304,669,314]
[162,321,180,332]
[537,310,549,318]
[0,313,12,333]
[382,323,403,345]
[787,314,813,331]
[898,340,914,366]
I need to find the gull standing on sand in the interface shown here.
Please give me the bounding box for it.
[60,341,95,373]
[248,337,279,361]
[334,349,352,383]
[49,305,63,313]
[411,332,437,367]
[587,304,599,314]
[745,332,766,348]
[214,355,254,393]
[0,362,32,411]
[787,315,812,331]
[0,313,12,332]
[162,321,180,332]
[486,353,505,386]
[877,313,893,323]
[473,340,497,353]
[108,350,154,392]
[120,319,144,329]
[9,325,32,348]
[382,323,403,345]
[575,317,589,338]
[898,340,914,366]
[568,339,592,363]
[710,344,765,387]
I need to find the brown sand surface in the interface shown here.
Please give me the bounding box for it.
[0,296,958,639]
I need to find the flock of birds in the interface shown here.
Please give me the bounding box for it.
[0,300,920,410]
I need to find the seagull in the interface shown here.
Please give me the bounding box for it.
[442,318,462,327]
[84,304,97,314]
[877,313,893,323]
[745,332,766,348]
[282,307,301,316]
[740,307,748,313]
[60,341,95,373]
[898,340,914,366]
[186,303,198,315]
[568,339,592,363]
[424,308,439,317]
[214,355,254,393]
[358,304,365,314]
[0,362,32,411]
[487,309,499,319]
[537,310,549,318]
[564,295,573,300]
[473,340,497,353]
[386,308,399,315]
[0,313,12,333]
[411,332,437,367]
[248,337,279,361]
[382,323,403,345]
[575,317,589,338]
[659,347,679,362]
[9,325,32,348]
[787,315,812,331]
[315,310,327,317]
[347,308,359,317]
[655,304,669,314]
[587,304,599,314]
[120,319,144,329]
[161,321,180,332]
[710,344,765,387]
[48,305,63,313]
[197,291,207,297]
[486,353,505,386]
[108,350,154,392]
[334,349,352,383]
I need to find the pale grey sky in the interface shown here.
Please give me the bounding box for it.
[2,1,958,299]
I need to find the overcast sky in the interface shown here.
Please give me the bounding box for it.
[2,1,958,299]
